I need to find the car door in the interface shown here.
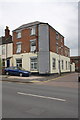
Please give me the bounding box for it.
[13,67,19,76]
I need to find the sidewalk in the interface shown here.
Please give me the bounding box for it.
[0,72,73,83]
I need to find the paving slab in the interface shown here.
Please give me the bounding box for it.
[0,72,76,83]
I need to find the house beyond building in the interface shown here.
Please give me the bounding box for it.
[12,21,75,74]
[0,26,13,68]
[70,56,80,72]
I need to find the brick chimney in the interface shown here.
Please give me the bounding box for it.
[5,26,10,39]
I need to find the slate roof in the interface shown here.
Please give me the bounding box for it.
[0,35,12,45]
[12,21,64,38]
[13,21,43,31]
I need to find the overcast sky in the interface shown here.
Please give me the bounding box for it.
[0,0,79,56]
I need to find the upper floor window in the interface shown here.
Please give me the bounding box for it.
[65,49,67,56]
[30,39,36,52]
[30,27,36,36]
[61,36,63,42]
[68,50,70,57]
[16,42,21,53]
[17,32,21,38]
[56,45,58,53]
[56,32,59,40]
[52,58,56,69]
[61,48,63,55]
[2,45,5,55]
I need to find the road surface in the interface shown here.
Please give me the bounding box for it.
[2,73,78,118]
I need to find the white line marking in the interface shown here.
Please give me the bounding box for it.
[17,92,66,102]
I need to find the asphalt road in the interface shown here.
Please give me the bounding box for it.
[2,73,78,118]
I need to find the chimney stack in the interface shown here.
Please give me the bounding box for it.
[5,26,10,39]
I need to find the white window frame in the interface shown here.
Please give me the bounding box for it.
[52,58,56,69]
[30,57,37,70]
[30,39,36,52]
[56,45,58,53]
[17,32,21,38]
[16,42,21,53]
[56,32,59,40]
[30,27,36,36]
[16,58,22,67]
[61,36,63,42]
[2,45,5,55]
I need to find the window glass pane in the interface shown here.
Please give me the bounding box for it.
[52,58,56,69]
[34,63,37,69]
[16,44,21,53]
[56,32,59,40]
[16,59,22,67]
[30,40,36,52]
[17,32,21,38]
[30,27,36,35]
[30,58,37,70]
[2,45,5,55]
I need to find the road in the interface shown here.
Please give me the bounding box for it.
[2,73,78,118]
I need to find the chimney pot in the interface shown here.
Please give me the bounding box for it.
[5,26,10,39]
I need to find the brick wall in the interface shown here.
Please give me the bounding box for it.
[13,25,38,54]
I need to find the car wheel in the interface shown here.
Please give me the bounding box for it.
[20,73,23,77]
[6,72,9,75]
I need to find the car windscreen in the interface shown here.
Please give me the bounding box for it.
[18,67,26,71]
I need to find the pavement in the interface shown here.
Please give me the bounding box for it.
[0,72,76,83]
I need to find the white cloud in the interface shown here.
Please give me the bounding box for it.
[0,0,78,56]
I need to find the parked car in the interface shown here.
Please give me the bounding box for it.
[4,66,31,77]
[78,72,80,82]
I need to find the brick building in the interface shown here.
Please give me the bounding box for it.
[70,56,80,72]
[12,21,74,74]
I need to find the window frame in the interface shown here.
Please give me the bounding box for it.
[30,27,36,36]
[16,58,22,67]
[30,57,37,71]
[2,45,5,55]
[52,58,56,69]
[56,45,58,53]
[17,32,21,39]
[30,39,36,52]
[16,42,22,54]
[56,32,59,40]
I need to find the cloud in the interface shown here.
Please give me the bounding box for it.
[0,0,78,56]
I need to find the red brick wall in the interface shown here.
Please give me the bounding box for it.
[49,26,68,56]
[13,26,38,54]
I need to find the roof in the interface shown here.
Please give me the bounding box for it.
[12,21,64,37]
[70,56,80,60]
[64,45,70,49]
[0,35,12,45]
[13,21,43,31]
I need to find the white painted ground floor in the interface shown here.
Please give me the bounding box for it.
[11,52,75,74]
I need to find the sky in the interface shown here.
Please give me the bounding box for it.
[0,0,79,56]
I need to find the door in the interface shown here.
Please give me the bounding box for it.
[7,59,10,67]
